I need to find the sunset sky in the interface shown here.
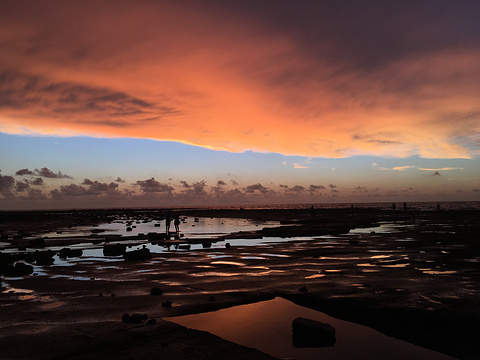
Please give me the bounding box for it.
[1,0,479,210]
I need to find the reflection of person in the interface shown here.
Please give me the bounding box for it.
[174,215,180,233]
[165,213,172,234]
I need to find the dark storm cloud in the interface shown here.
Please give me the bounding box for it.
[50,184,89,198]
[135,178,174,194]
[217,180,226,186]
[35,167,73,179]
[179,180,191,188]
[352,134,402,145]
[214,0,480,72]
[328,184,337,189]
[182,181,208,197]
[31,177,44,186]
[0,70,178,124]
[15,180,30,192]
[0,171,15,197]
[309,185,326,192]
[244,183,275,196]
[115,177,125,183]
[281,185,305,194]
[16,168,35,176]
[22,188,47,200]
[82,179,118,193]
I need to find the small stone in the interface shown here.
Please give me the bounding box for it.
[150,287,163,296]
[162,300,172,308]
[299,286,308,293]
[147,318,156,326]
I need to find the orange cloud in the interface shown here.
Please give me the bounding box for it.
[1,2,479,159]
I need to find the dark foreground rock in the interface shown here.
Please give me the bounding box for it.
[292,317,336,348]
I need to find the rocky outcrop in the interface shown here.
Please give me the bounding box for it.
[103,243,126,256]
[123,248,151,261]
[292,317,336,348]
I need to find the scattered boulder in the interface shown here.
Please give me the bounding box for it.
[147,319,156,325]
[122,313,148,324]
[1,262,34,277]
[178,244,191,250]
[28,238,45,247]
[123,248,152,261]
[103,243,126,256]
[150,287,163,296]
[161,300,172,308]
[202,241,212,248]
[58,248,83,258]
[147,232,166,241]
[34,250,55,265]
[292,317,336,348]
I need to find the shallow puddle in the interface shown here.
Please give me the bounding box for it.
[167,297,453,360]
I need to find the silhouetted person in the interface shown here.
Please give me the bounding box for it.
[403,202,407,211]
[174,215,180,233]
[436,202,441,211]
[165,213,172,234]
[392,203,396,211]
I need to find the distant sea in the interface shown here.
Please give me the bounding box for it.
[166,201,480,212]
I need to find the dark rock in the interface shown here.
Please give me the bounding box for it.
[123,248,152,261]
[299,286,308,293]
[292,317,336,348]
[28,238,45,247]
[122,313,148,324]
[58,248,83,258]
[202,241,212,248]
[225,242,231,249]
[34,250,55,265]
[103,243,126,256]
[2,262,34,277]
[178,244,191,250]
[147,232,166,241]
[150,287,163,296]
[162,300,172,308]
[147,318,156,325]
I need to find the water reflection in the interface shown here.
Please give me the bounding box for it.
[167,297,454,360]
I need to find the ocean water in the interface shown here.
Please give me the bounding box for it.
[167,201,480,212]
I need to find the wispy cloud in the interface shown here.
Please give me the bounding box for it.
[372,164,416,171]
[418,167,464,171]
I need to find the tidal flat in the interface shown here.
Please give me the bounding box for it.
[1,207,479,359]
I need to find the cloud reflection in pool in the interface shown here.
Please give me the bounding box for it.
[167,297,453,360]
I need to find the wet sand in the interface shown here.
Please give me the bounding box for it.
[1,208,479,359]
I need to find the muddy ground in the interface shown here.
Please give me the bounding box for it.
[0,208,479,359]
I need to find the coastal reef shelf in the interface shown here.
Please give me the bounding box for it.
[0,207,479,359]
